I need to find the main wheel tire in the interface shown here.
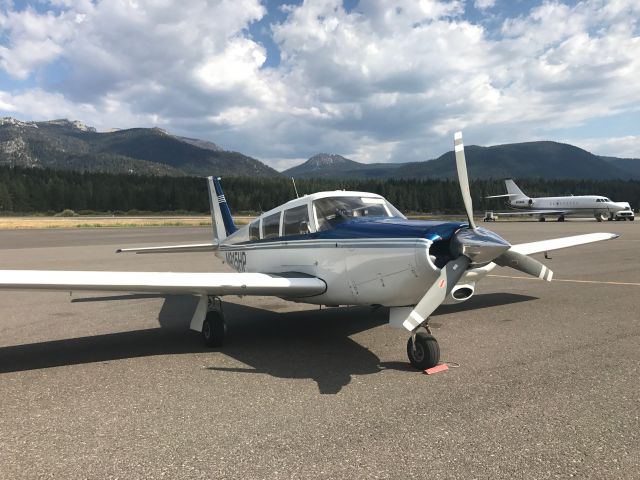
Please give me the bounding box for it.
[630,217,635,221]
[202,311,226,347]
[558,216,565,222]
[538,217,546,222]
[406,332,440,370]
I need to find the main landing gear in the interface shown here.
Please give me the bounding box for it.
[557,215,565,222]
[202,296,227,347]
[406,327,440,370]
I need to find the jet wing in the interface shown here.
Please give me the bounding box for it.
[490,209,569,216]
[510,233,619,255]
[0,270,326,298]
[116,242,218,254]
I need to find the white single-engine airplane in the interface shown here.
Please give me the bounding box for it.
[0,133,619,370]
[486,178,633,222]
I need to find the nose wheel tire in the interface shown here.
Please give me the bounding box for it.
[407,332,440,370]
[202,311,227,347]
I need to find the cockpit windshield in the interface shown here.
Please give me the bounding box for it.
[313,196,405,231]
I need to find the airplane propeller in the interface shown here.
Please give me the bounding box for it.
[453,131,477,231]
[403,131,554,331]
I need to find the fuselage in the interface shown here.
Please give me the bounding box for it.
[507,195,623,216]
[215,191,469,307]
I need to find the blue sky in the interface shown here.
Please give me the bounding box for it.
[0,0,639,170]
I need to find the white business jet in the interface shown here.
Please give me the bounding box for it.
[486,179,631,222]
[0,133,619,370]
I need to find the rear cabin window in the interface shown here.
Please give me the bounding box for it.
[262,212,281,239]
[249,220,260,241]
[283,205,310,236]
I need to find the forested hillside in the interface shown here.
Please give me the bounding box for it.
[0,166,638,215]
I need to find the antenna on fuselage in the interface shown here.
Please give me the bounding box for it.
[291,177,299,198]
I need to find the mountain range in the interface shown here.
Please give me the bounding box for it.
[283,144,640,180]
[0,117,279,177]
[1,117,638,180]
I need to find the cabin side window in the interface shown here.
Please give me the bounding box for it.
[283,204,311,236]
[262,212,281,239]
[249,220,260,241]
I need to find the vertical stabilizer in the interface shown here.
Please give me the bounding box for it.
[208,177,237,240]
[206,177,231,241]
[504,179,527,199]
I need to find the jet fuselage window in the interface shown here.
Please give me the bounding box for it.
[249,220,260,241]
[313,196,404,231]
[283,205,310,236]
[262,212,281,239]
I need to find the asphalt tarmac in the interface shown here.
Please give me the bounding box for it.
[0,221,638,479]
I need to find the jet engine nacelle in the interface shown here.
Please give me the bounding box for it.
[450,283,475,302]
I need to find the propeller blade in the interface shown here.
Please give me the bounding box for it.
[494,249,553,281]
[403,256,470,331]
[454,131,477,231]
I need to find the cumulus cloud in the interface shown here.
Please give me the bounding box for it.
[0,0,639,168]
[474,0,496,10]
[569,135,640,159]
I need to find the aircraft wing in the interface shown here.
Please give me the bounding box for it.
[116,242,218,254]
[490,209,569,216]
[509,233,619,256]
[0,270,326,298]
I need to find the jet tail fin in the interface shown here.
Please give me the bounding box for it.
[207,177,237,242]
[504,178,527,199]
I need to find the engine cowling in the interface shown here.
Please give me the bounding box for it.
[450,283,475,302]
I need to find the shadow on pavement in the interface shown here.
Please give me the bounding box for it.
[207,303,388,394]
[0,292,536,393]
[433,292,538,316]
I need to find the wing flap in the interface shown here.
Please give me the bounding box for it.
[116,243,218,254]
[510,233,619,256]
[0,270,326,298]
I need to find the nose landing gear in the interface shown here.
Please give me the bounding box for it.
[407,328,440,370]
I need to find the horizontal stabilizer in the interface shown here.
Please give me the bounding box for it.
[510,233,619,256]
[116,243,218,254]
[0,270,326,298]
[485,193,521,199]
